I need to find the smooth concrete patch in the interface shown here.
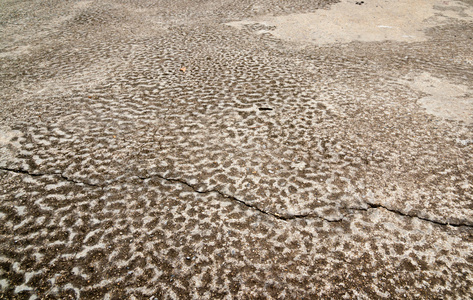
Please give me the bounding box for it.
[402,72,473,124]
[227,0,473,45]
[0,127,23,166]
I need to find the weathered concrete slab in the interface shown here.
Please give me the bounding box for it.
[227,0,473,44]
[1,0,472,298]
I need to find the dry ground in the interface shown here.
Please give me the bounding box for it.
[1,0,473,298]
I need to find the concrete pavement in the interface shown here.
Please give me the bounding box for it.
[1,0,472,298]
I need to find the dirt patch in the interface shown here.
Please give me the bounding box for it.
[227,0,473,45]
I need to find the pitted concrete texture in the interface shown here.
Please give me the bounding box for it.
[1,0,472,299]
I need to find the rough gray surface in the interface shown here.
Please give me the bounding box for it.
[0,0,472,299]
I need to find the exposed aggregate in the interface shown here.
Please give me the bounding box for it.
[0,0,472,299]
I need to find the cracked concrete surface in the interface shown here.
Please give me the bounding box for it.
[3,166,472,227]
[1,0,473,299]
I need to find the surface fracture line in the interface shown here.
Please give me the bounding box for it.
[0,167,103,188]
[361,203,472,228]
[136,173,343,223]
[0,167,341,222]
[2,167,472,228]
[138,174,473,228]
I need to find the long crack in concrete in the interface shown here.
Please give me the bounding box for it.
[3,167,471,228]
[0,167,103,188]
[137,173,344,223]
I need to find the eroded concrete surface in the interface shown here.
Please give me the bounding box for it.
[0,0,472,299]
